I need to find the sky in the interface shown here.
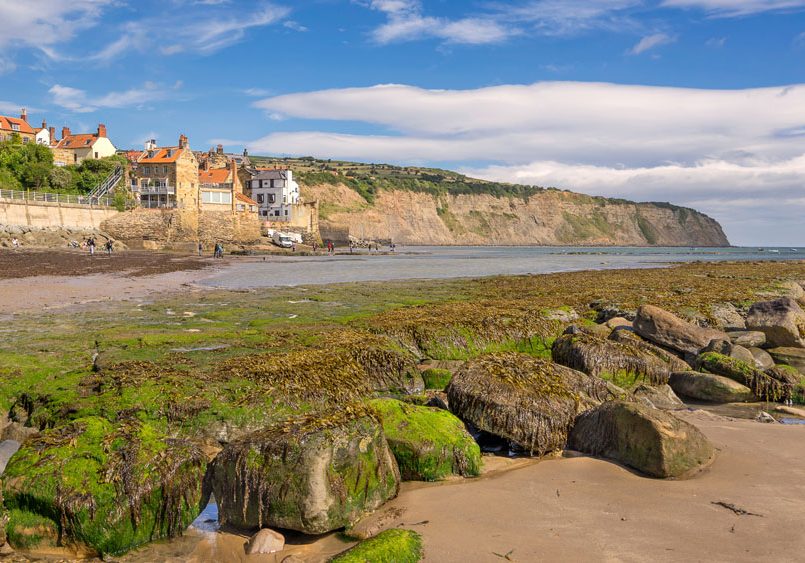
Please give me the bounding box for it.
[0,0,804,246]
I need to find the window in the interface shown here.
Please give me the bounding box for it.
[22,137,29,144]
[284,209,288,216]
[94,152,99,158]
[11,124,19,131]
[85,140,91,146]
[256,194,264,204]
[163,166,168,174]
[261,210,268,216]
[270,179,275,188]
[202,191,232,204]
[268,194,275,204]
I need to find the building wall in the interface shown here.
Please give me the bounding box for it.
[175,150,200,208]
[91,137,117,159]
[0,198,119,230]
[263,201,319,234]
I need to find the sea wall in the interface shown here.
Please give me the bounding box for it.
[0,198,119,231]
[304,183,729,246]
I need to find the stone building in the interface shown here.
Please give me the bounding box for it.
[243,168,301,220]
[52,124,117,165]
[0,109,35,144]
[130,135,199,209]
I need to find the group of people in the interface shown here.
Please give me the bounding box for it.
[81,237,114,256]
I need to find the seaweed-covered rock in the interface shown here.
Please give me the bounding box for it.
[768,347,805,374]
[568,401,714,478]
[669,371,755,403]
[696,352,793,402]
[632,384,683,410]
[331,529,423,563]
[551,333,685,386]
[368,399,481,481]
[633,305,727,356]
[421,368,453,390]
[446,353,615,455]
[746,298,805,348]
[702,339,757,366]
[2,416,207,557]
[209,407,400,535]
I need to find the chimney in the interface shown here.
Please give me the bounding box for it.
[41,119,47,129]
[48,126,55,142]
[20,108,27,123]
[178,134,188,149]
[62,126,71,139]
[216,144,223,155]
[97,123,107,138]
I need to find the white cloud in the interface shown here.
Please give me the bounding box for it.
[705,36,727,47]
[499,0,643,36]
[283,20,308,32]
[248,81,805,245]
[0,1,114,52]
[49,82,174,113]
[661,0,805,16]
[628,32,676,54]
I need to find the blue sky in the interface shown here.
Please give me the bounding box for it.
[1,0,804,245]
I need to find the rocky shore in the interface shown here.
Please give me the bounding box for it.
[0,260,804,561]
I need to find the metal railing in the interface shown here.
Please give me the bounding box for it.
[133,185,176,195]
[87,166,123,199]
[0,188,114,207]
[200,183,233,190]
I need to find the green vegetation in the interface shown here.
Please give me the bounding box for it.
[0,138,126,194]
[331,529,423,563]
[422,368,453,389]
[369,399,481,481]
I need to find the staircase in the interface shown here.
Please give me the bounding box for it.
[87,166,123,201]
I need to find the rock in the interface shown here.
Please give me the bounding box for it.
[544,307,579,323]
[346,506,406,541]
[446,352,616,455]
[633,305,727,356]
[774,405,805,418]
[552,333,685,386]
[755,411,777,424]
[3,417,207,557]
[368,399,481,481]
[669,371,756,403]
[696,352,793,402]
[605,317,633,330]
[245,528,285,555]
[0,542,12,556]
[775,281,805,304]
[421,368,452,390]
[425,393,449,410]
[0,440,21,475]
[331,529,423,563]
[710,303,746,330]
[568,400,715,478]
[564,323,611,339]
[209,407,400,535]
[281,556,304,563]
[702,339,757,367]
[632,384,684,410]
[727,330,767,348]
[749,347,775,370]
[767,347,805,374]
[746,298,805,348]
[765,365,801,386]
[591,302,636,323]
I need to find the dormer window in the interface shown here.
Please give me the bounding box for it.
[11,124,19,131]
[85,139,91,145]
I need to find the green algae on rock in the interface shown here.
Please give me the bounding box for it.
[368,398,481,481]
[208,405,400,535]
[447,352,615,455]
[696,352,794,402]
[330,528,423,563]
[421,368,453,390]
[668,371,756,403]
[569,400,715,479]
[2,416,207,557]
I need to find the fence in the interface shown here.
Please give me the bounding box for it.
[0,188,115,208]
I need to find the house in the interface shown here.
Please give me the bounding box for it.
[53,124,117,165]
[236,192,259,214]
[244,168,300,220]
[0,109,35,144]
[130,135,199,209]
[33,120,53,146]
[198,159,242,211]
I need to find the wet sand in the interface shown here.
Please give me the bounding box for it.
[120,411,805,563]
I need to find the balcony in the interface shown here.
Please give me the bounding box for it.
[200,182,233,191]
[133,184,176,195]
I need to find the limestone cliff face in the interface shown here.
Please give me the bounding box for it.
[304,183,729,246]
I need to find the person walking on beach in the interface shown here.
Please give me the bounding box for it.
[88,237,96,256]
[105,240,113,255]
[198,242,203,257]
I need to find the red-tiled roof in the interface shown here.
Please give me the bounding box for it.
[56,134,99,149]
[0,115,35,135]
[236,192,258,205]
[199,168,231,184]
[138,147,185,164]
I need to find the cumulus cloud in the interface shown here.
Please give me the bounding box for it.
[628,32,676,54]
[49,82,176,113]
[249,81,805,244]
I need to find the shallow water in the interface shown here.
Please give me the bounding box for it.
[202,246,804,288]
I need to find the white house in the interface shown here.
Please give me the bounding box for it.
[245,168,300,220]
[33,120,51,146]
[53,124,117,165]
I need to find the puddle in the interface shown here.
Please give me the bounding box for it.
[170,344,229,353]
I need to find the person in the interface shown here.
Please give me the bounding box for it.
[88,237,95,256]
[198,242,203,257]
[105,239,113,255]
[312,241,317,252]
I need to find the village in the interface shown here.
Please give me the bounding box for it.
[0,108,322,252]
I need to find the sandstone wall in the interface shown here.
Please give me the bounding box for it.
[0,198,119,230]
[305,183,729,247]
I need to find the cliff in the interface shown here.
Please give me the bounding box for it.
[301,182,729,247]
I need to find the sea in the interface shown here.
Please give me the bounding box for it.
[201,246,805,288]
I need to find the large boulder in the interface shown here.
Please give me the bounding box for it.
[702,339,757,367]
[568,401,715,478]
[551,333,686,386]
[749,347,775,370]
[696,352,794,402]
[727,330,767,348]
[710,303,746,330]
[746,298,805,348]
[768,347,805,374]
[209,407,400,535]
[368,399,481,481]
[446,352,616,456]
[633,305,727,356]
[2,417,207,557]
[669,371,756,403]
[632,384,683,410]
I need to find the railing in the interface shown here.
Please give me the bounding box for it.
[0,188,114,207]
[87,166,123,199]
[133,185,176,195]
[200,183,233,190]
